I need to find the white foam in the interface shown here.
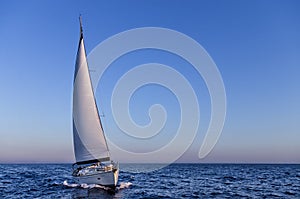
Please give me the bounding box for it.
[80,183,89,189]
[63,180,132,190]
[63,180,79,188]
[118,182,133,190]
[63,180,112,190]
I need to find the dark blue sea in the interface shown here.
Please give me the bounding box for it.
[0,164,299,198]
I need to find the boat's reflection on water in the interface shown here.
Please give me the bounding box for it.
[70,186,123,199]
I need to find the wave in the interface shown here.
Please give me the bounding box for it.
[118,182,133,190]
[63,180,132,190]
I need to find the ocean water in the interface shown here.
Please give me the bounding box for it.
[0,164,299,198]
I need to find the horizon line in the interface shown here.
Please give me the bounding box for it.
[0,161,299,165]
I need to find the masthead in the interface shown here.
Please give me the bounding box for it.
[79,15,83,37]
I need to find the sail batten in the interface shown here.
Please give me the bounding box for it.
[72,26,110,164]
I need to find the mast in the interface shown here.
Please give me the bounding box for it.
[79,15,83,36]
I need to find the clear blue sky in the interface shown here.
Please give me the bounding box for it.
[0,0,299,163]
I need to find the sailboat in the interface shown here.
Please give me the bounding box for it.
[71,17,119,187]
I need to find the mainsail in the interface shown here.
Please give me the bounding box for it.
[72,18,110,165]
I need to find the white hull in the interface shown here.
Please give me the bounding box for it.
[75,168,119,187]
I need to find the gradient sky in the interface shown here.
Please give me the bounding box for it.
[0,0,299,163]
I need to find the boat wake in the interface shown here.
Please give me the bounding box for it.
[63,180,132,190]
[118,182,133,190]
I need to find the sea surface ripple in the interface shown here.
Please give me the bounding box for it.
[0,164,299,198]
